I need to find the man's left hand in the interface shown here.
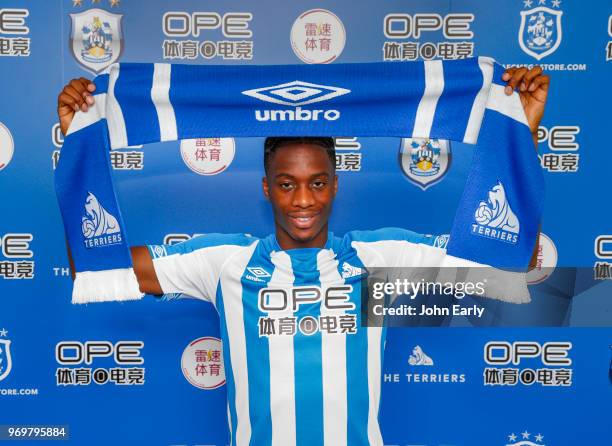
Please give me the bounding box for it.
[502,66,550,135]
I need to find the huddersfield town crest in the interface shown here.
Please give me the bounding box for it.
[70,8,123,74]
[399,138,451,190]
[0,339,12,382]
[519,5,563,60]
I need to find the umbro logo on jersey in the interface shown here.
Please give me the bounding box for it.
[242,80,350,122]
[245,266,271,283]
[341,262,364,279]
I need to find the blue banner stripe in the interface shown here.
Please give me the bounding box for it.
[430,60,483,138]
[113,63,160,146]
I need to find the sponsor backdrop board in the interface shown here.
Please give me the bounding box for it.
[1,1,611,445]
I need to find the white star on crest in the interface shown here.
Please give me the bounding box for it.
[523,0,533,7]
[72,0,82,6]
[538,0,546,5]
[535,433,544,442]
[552,0,561,7]
[109,0,120,6]
[508,433,518,441]
[522,431,531,439]
[0,328,8,337]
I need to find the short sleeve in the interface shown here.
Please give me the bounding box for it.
[148,233,257,302]
[346,227,449,268]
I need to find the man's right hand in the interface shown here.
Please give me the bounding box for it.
[57,78,96,136]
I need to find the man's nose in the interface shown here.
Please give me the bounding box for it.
[292,185,315,208]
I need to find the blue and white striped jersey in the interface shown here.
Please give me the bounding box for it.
[149,228,446,446]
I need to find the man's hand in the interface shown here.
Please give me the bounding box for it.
[502,66,550,136]
[57,78,96,136]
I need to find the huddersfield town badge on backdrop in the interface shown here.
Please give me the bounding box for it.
[399,138,451,190]
[519,0,563,60]
[70,8,123,74]
[0,330,12,382]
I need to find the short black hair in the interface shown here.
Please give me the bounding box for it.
[264,137,335,174]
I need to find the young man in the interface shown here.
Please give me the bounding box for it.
[57,66,549,446]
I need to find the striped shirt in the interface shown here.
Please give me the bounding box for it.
[149,228,447,446]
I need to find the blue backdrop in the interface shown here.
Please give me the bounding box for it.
[0,1,611,445]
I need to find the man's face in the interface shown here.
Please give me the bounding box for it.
[263,143,338,249]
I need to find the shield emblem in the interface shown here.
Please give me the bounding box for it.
[70,8,123,74]
[0,339,12,382]
[519,7,563,60]
[399,138,451,190]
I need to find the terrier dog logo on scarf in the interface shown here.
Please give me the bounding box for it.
[81,192,122,248]
[471,181,520,244]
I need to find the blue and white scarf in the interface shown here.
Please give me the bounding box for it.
[54,57,544,304]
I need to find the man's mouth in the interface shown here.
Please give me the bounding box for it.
[288,213,319,229]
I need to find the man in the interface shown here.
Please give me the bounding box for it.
[57,66,549,446]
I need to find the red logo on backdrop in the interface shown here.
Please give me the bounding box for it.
[181,337,225,390]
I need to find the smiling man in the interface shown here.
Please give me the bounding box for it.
[58,65,549,446]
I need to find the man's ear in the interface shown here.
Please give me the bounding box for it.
[333,174,338,196]
[262,176,270,200]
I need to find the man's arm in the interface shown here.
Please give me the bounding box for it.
[59,78,163,296]
[501,66,550,271]
[65,241,162,295]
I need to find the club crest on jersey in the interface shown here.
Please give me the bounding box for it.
[399,138,451,190]
[81,192,122,248]
[70,8,123,74]
[242,80,350,122]
[341,262,364,279]
[519,4,563,60]
[0,337,13,382]
[471,181,520,244]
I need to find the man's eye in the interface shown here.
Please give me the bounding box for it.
[312,181,327,189]
[279,182,294,190]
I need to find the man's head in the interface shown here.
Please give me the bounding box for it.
[262,137,337,250]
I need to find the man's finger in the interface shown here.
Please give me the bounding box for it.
[523,66,543,82]
[77,77,95,94]
[63,85,85,107]
[528,75,550,98]
[521,66,543,91]
[69,78,89,96]
[505,67,528,94]
[502,67,517,81]
[57,93,78,115]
